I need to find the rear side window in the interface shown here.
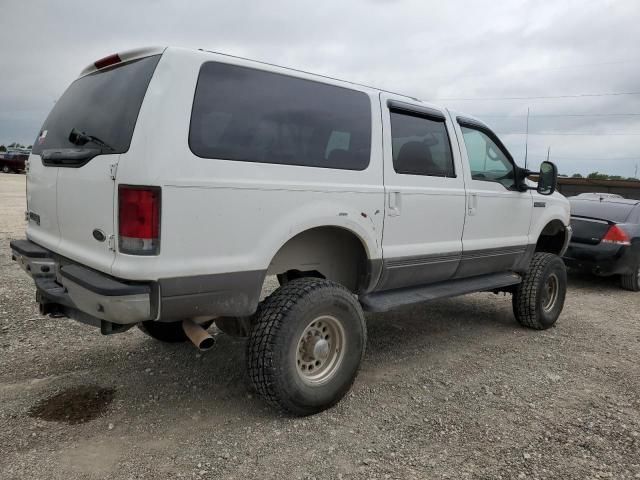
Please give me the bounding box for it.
[189,62,372,170]
[390,111,454,177]
[32,55,160,155]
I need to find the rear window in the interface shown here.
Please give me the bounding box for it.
[189,62,372,170]
[390,111,454,177]
[570,199,637,223]
[32,55,160,155]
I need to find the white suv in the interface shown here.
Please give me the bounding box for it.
[11,47,571,415]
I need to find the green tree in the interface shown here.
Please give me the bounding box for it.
[571,173,583,178]
[0,145,6,152]
[587,171,609,180]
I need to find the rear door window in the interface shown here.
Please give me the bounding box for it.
[32,55,160,155]
[189,62,372,170]
[389,111,454,177]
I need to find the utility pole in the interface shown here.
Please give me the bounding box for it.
[635,162,638,179]
[524,107,530,171]
[546,146,551,162]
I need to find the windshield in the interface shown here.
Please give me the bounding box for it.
[32,55,160,155]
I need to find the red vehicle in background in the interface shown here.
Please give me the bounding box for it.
[0,150,29,173]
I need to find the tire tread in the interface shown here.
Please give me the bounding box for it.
[247,278,364,414]
[513,252,564,330]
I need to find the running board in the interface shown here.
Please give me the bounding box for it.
[359,272,522,313]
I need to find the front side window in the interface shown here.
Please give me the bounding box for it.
[461,126,515,188]
[189,62,372,170]
[390,111,454,177]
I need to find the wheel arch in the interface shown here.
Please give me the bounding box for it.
[266,224,380,293]
[534,219,570,256]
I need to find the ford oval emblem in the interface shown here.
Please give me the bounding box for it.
[92,229,106,242]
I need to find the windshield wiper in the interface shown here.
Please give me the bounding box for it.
[68,128,114,151]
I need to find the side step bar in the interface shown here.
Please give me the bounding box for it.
[360,272,522,312]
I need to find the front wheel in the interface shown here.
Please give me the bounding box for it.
[247,278,366,416]
[513,253,567,330]
[1,165,10,174]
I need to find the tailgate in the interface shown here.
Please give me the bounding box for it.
[27,51,161,273]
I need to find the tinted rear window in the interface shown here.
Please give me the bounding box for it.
[570,199,637,223]
[32,55,160,155]
[189,62,372,170]
[390,111,454,177]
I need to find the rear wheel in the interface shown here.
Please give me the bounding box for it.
[247,278,366,416]
[138,319,214,343]
[621,262,640,291]
[2,165,10,174]
[513,253,567,330]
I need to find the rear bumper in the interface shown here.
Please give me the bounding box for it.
[10,238,265,329]
[11,239,154,328]
[563,241,637,276]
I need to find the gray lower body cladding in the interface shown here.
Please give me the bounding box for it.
[158,270,266,321]
[376,245,535,291]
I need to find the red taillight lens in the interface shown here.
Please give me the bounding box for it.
[601,225,631,246]
[94,53,122,70]
[118,186,161,255]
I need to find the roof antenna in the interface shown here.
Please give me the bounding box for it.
[524,107,530,171]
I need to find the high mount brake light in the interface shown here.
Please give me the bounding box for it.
[94,53,122,70]
[601,225,631,246]
[118,186,161,255]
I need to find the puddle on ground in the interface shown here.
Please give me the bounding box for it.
[29,385,115,424]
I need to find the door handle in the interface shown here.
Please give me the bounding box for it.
[388,191,401,216]
[468,193,478,216]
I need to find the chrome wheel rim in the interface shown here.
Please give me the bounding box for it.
[295,315,345,385]
[542,273,559,313]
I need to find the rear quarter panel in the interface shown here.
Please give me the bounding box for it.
[111,48,384,281]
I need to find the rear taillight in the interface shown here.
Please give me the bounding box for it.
[118,185,161,255]
[601,225,631,246]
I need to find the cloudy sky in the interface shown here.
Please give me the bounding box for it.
[1,0,639,176]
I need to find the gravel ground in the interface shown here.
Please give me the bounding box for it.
[1,173,639,479]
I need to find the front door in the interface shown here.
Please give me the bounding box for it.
[378,94,467,291]
[452,116,532,278]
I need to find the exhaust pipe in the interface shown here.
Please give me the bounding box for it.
[182,319,216,351]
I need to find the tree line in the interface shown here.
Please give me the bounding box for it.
[570,172,639,181]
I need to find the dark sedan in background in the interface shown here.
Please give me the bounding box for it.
[0,151,28,173]
[564,195,640,291]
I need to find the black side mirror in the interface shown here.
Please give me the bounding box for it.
[537,161,557,196]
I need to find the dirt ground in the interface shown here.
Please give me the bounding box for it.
[1,173,639,479]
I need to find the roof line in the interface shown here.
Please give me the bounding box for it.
[197,48,422,102]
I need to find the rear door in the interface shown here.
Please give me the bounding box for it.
[378,94,466,290]
[28,51,161,273]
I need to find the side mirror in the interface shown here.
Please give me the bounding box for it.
[537,161,558,196]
